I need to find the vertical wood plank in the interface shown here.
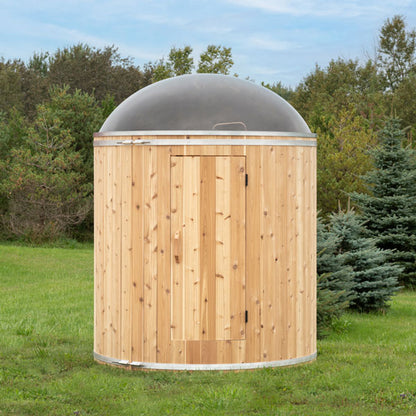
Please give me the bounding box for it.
[295,147,304,358]
[231,340,246,363]
[306,149,312,357]
[200,341,217,364]
[102,146,111,357]
[215,157,231,340]
[143,147,158,362]
[131,146,144,362]
[307,147,316,357]
[310,147,317,355]
[287,146,297,359]
[94,146,104,355]
[245,147,262,363]
[229,156,246,340]
[170,156,184,340]
[260,147,273,361]
[111,147,122,359]
[171,340,185,364]
[186,340,201,364]
[277,147,288,360]
[120,145,132,361]
[269,146,278,358]
[157,148,171,362]
[199,157,216,340]
[184,157,201,340]
[216,340,232,364]
[303,148,310,357]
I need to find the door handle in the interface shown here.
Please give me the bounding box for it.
[173,231,181,264]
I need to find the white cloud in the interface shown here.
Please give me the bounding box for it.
[0,13,161,63]
[225,0,414,18]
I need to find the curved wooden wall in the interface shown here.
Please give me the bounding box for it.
[94,135,316,368]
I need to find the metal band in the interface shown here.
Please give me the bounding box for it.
[94,139,316,147]
[94,130,316,138]
[93,351,317,371]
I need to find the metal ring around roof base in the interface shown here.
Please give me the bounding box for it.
[93,139,316,147]
[93,351,317,371]
[94,130,317,138]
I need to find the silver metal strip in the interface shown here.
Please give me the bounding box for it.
[94,130,317,138]
[93,139,316,147]
[93,351,317,371]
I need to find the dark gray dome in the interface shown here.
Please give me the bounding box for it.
[100,74,310,133]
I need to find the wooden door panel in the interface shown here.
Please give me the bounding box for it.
[170,156,246,341]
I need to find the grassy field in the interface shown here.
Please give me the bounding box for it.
[0,244,415,415]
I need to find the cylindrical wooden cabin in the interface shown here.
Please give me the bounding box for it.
[94,74,316,370]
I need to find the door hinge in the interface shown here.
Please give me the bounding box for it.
[245,310,248,323]
[245,174,248,187]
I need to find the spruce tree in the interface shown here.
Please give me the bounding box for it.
[329,209,401,312]
[351,118,416,286]
[316,217,354,336]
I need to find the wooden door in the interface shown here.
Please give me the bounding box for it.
[170,156,246,341]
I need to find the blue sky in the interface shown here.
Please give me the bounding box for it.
[1,0,416,87]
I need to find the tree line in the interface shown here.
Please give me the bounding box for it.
[0,44,234,240]
[1,15,416,333]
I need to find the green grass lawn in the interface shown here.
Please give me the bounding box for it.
[0,244,415,415]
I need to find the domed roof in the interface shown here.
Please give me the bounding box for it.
[99,74,310,134]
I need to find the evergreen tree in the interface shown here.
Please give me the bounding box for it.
[329,209,401,312]
[0,109,28,235]
[351,118,416,286]
[316,217,354,336]
[0,103,91,241]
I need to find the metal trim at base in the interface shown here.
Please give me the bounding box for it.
[93,351,317,371]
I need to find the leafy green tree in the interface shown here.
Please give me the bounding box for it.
[351,118,416,286]
[1,44,153,121]
[0,108,27,159]
[48,43,150,104]
[261,81,294,101]
[0,58,48,119]
[28,51,50,77]
[168,46,194,76]
[153,45,233,81]
[0,59,26,114]
[317,106,376,214]
[292,59,386,133]
[100,93,117,120]
[393,72,416,145]
[329,209,400,312]
[153,45,194,81]
[0,104,91,241]
[45,85,104,182]
[197,45,234,74]
[290,58,386,216]
[377,15,416,92]
[151,45,195,82]
[151,59,174,82]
